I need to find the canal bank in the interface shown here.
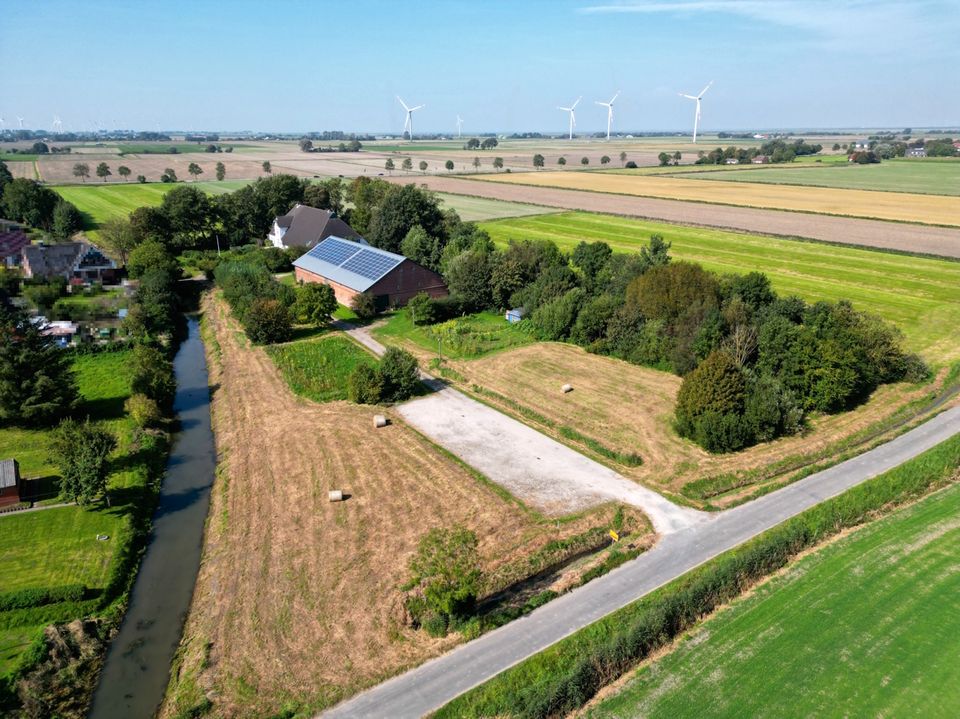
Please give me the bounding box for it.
[89,317,215,719]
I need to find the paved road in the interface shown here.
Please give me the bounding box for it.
[392,176,960,258]
[321,405,960,718]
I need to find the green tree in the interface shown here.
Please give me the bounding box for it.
[658,152,671,166]
[2,178,58,229]
[493,157,504,171]
[533,153,545,169]
[160,185,213,249]
[244,298,292,344]
[557,156,567,166]
[444,160,454,171]
[161,168,177,183]
[472,157,481,172]
[407,292,436,325]
[262,160,272,174]
[127,240,178,278]
[401,157,413,172]
[118,165,132,181]
[215,161,226,181]
[581,156,589,166]
[22,281,64,311]
[350,291,378,320]
[367,184,445,254]
[124,394,162,429]
[299,138,314,152]
[600,155,611,165]
[188,162,203,180]
[401,225,443,272]
[675,350,748,450]
[444,250,491,310]
[294,282,338,325]
[379,347,420,401]
[52,201,83,239]
[50,419,117,506]
[72,163,90,182]
[0,302,78,426]
[385,158,395,174]
[673,151,682,165]
[419,160,429,173]
[408,526,481,621]
[619,151,627,166]
[347,364,383,404]
[137,175,147,183]
[131,343,176,408]
[627,260,718,323]
[96,162,112,182]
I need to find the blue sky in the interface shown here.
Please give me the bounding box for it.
[2,0,958,134]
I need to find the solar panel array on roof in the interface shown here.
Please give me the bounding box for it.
[341,249,400,281]
[307,238,361,266]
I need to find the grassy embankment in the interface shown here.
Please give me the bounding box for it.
[0,350,167,694]
[434,432,960,719]
[479,212,960,362]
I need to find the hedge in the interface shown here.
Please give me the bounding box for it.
[434,432,960,719]
[0,585,87,612]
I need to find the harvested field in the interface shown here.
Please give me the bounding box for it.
[38,154,275,185]
[429,343,958,507]
[480,212,960,361]
[4,160,36,179]
[390,176,960,258]
[160,294,647,718]
[471,171,960,226]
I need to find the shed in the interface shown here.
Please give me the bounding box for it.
[505,308,526,323]
[293,236,448,309]
[0,459,21,509]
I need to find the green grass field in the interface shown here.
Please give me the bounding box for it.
[0,153,39,162]
[373,310,532,360]
[268,334,378,402]
[587,481,960,719]
[479,212,960,361]
[683,158,960,196]
[52,180,251,228]
[434,192,546,222]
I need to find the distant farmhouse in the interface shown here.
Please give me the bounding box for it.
[267,205,363,250]
[293,236,447,309]
[907,146,927,158]
[21,242,118,283]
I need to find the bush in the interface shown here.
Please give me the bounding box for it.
[294,282,337,325]
[0,585,87,611]
[125,393,162,428]
[408,292,437,325]
[351,291,378,320]
[131,344,176,409]
[379,347,420,401]
[347,363,383,404]
[244,298,293,344]
[127,240,178,279]
[407,526,481,622]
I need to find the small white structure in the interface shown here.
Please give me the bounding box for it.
[561,384,573,394]
[373,415,388,428]
[328,490,344,502]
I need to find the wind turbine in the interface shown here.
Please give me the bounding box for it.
[0,117,5,131]
[679,81,712,143]
[52,115,63,133]
[17,117,24,129]
[396,96,424,142]
[456,115,463,139]
[594,91,620,141]
[557,97,581,141]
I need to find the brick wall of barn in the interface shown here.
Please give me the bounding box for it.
[293,267,360,306]
[367,260,449,307]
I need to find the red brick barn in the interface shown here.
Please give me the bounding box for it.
[292,236,448,309]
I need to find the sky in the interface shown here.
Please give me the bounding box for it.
[2,0,959,135]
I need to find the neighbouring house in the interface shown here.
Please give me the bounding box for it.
[293,236,448,309]
[0,228,29,268]
[267,204,364,250]
[21,242,119,283]
[751,155,771,164]
[907,147,927,158]
[0,459,21,509]
[854,140,871,150]
[953,141,960,151]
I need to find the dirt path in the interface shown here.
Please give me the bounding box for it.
[392,176,960,258]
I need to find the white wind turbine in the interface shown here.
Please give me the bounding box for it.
[557,97,581,140]
[397,96,424,142]
[679,81,712,143]
[17,117,25,129]
[595,91,620,141]
[456,115,463,139]
[52,115,63,133]
[0,116,5,131]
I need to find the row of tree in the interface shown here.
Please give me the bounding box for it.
[0,163,84,238]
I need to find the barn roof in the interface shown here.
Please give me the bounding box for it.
[0,459,19,489]
[0,229,29,260]
[275,205,364,248]
[293,237,405,292]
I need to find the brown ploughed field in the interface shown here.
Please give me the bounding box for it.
[160,295,648,718]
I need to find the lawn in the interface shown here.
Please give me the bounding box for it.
[52,180,251,228]
[434,192,546,221]
[479,212,960,361]
[586,481,960,719]
[267,334,378,402]
[681,158,960,196]
[372,310,532,361]
[473,170,960,226]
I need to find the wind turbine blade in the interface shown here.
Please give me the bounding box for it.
[699,81,713,98]
[609,91,620,104]
[595,101,606,107]
[571,96,581,109]
[558,106,569,112]
[397,96,410,111]
[681,94,697,100]
[411,104,424,111]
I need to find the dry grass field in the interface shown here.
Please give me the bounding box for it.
[428,343,957,507]
[160,295,646,718]
[472,171,960,226]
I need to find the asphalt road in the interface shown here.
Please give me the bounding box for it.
[321,404,960,719]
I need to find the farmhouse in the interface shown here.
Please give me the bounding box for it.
[0,459,21,509]
[21,242,118,282]
[0,228,29,268]
[267,204,363,250]
[293,236,448,309]
[907,147,927,158]
[751,155,771,164]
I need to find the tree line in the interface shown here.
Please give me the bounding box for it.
[0,162,85,239]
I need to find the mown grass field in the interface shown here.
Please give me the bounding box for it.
[434,192,546,221]
[479,212,960,361]
[373,310,532,361]
[267,334,378,402]
[52,180,251,228]
[586,481,960,719]
[474,170,960,226]
[682,158,960,196]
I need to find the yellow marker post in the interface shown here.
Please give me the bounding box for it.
[609,530,619,542]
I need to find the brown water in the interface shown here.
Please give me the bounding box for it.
[88,317,215,719]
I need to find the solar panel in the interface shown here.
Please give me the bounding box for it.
[308,238,359,266]
[341,249,401,281]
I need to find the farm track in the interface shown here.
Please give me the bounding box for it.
[391,176,960,258]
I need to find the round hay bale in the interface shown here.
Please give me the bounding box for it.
[561,384,573,394]
[373,414,388,428]
[328,490,344,502]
